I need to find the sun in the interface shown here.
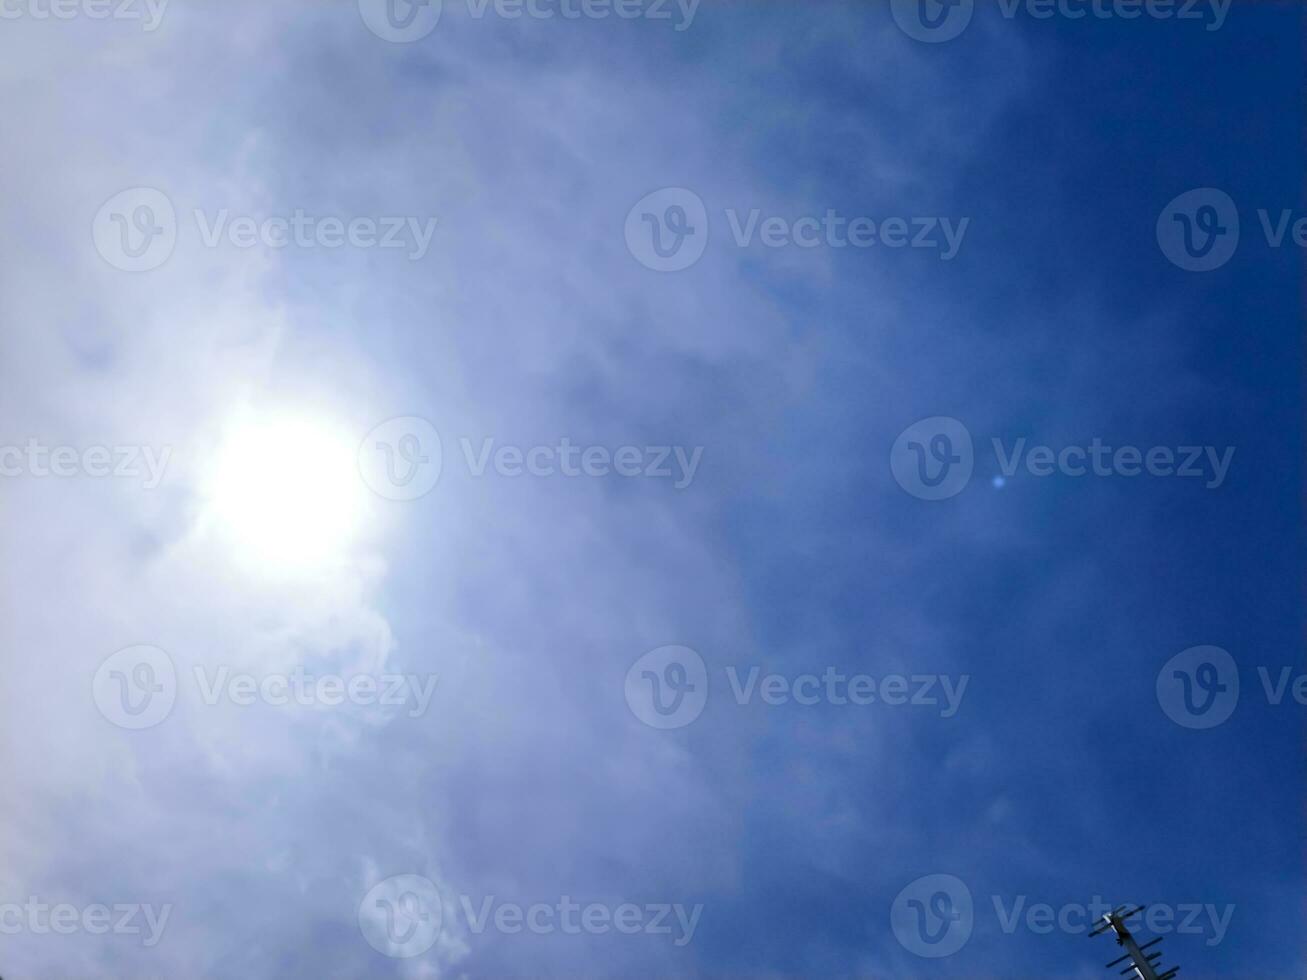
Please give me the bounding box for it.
[203,412,366,572]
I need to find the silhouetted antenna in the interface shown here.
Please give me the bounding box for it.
[1090,905,1179,980]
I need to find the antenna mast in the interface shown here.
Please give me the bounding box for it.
[1089,905,1179,980]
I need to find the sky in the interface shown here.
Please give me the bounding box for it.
[0,1,1302,977]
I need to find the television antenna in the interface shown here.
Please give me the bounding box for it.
[1090,905,1178,980]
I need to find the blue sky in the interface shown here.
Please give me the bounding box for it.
[0,1,1301,977]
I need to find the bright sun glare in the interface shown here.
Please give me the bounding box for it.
[205,414,365,571]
